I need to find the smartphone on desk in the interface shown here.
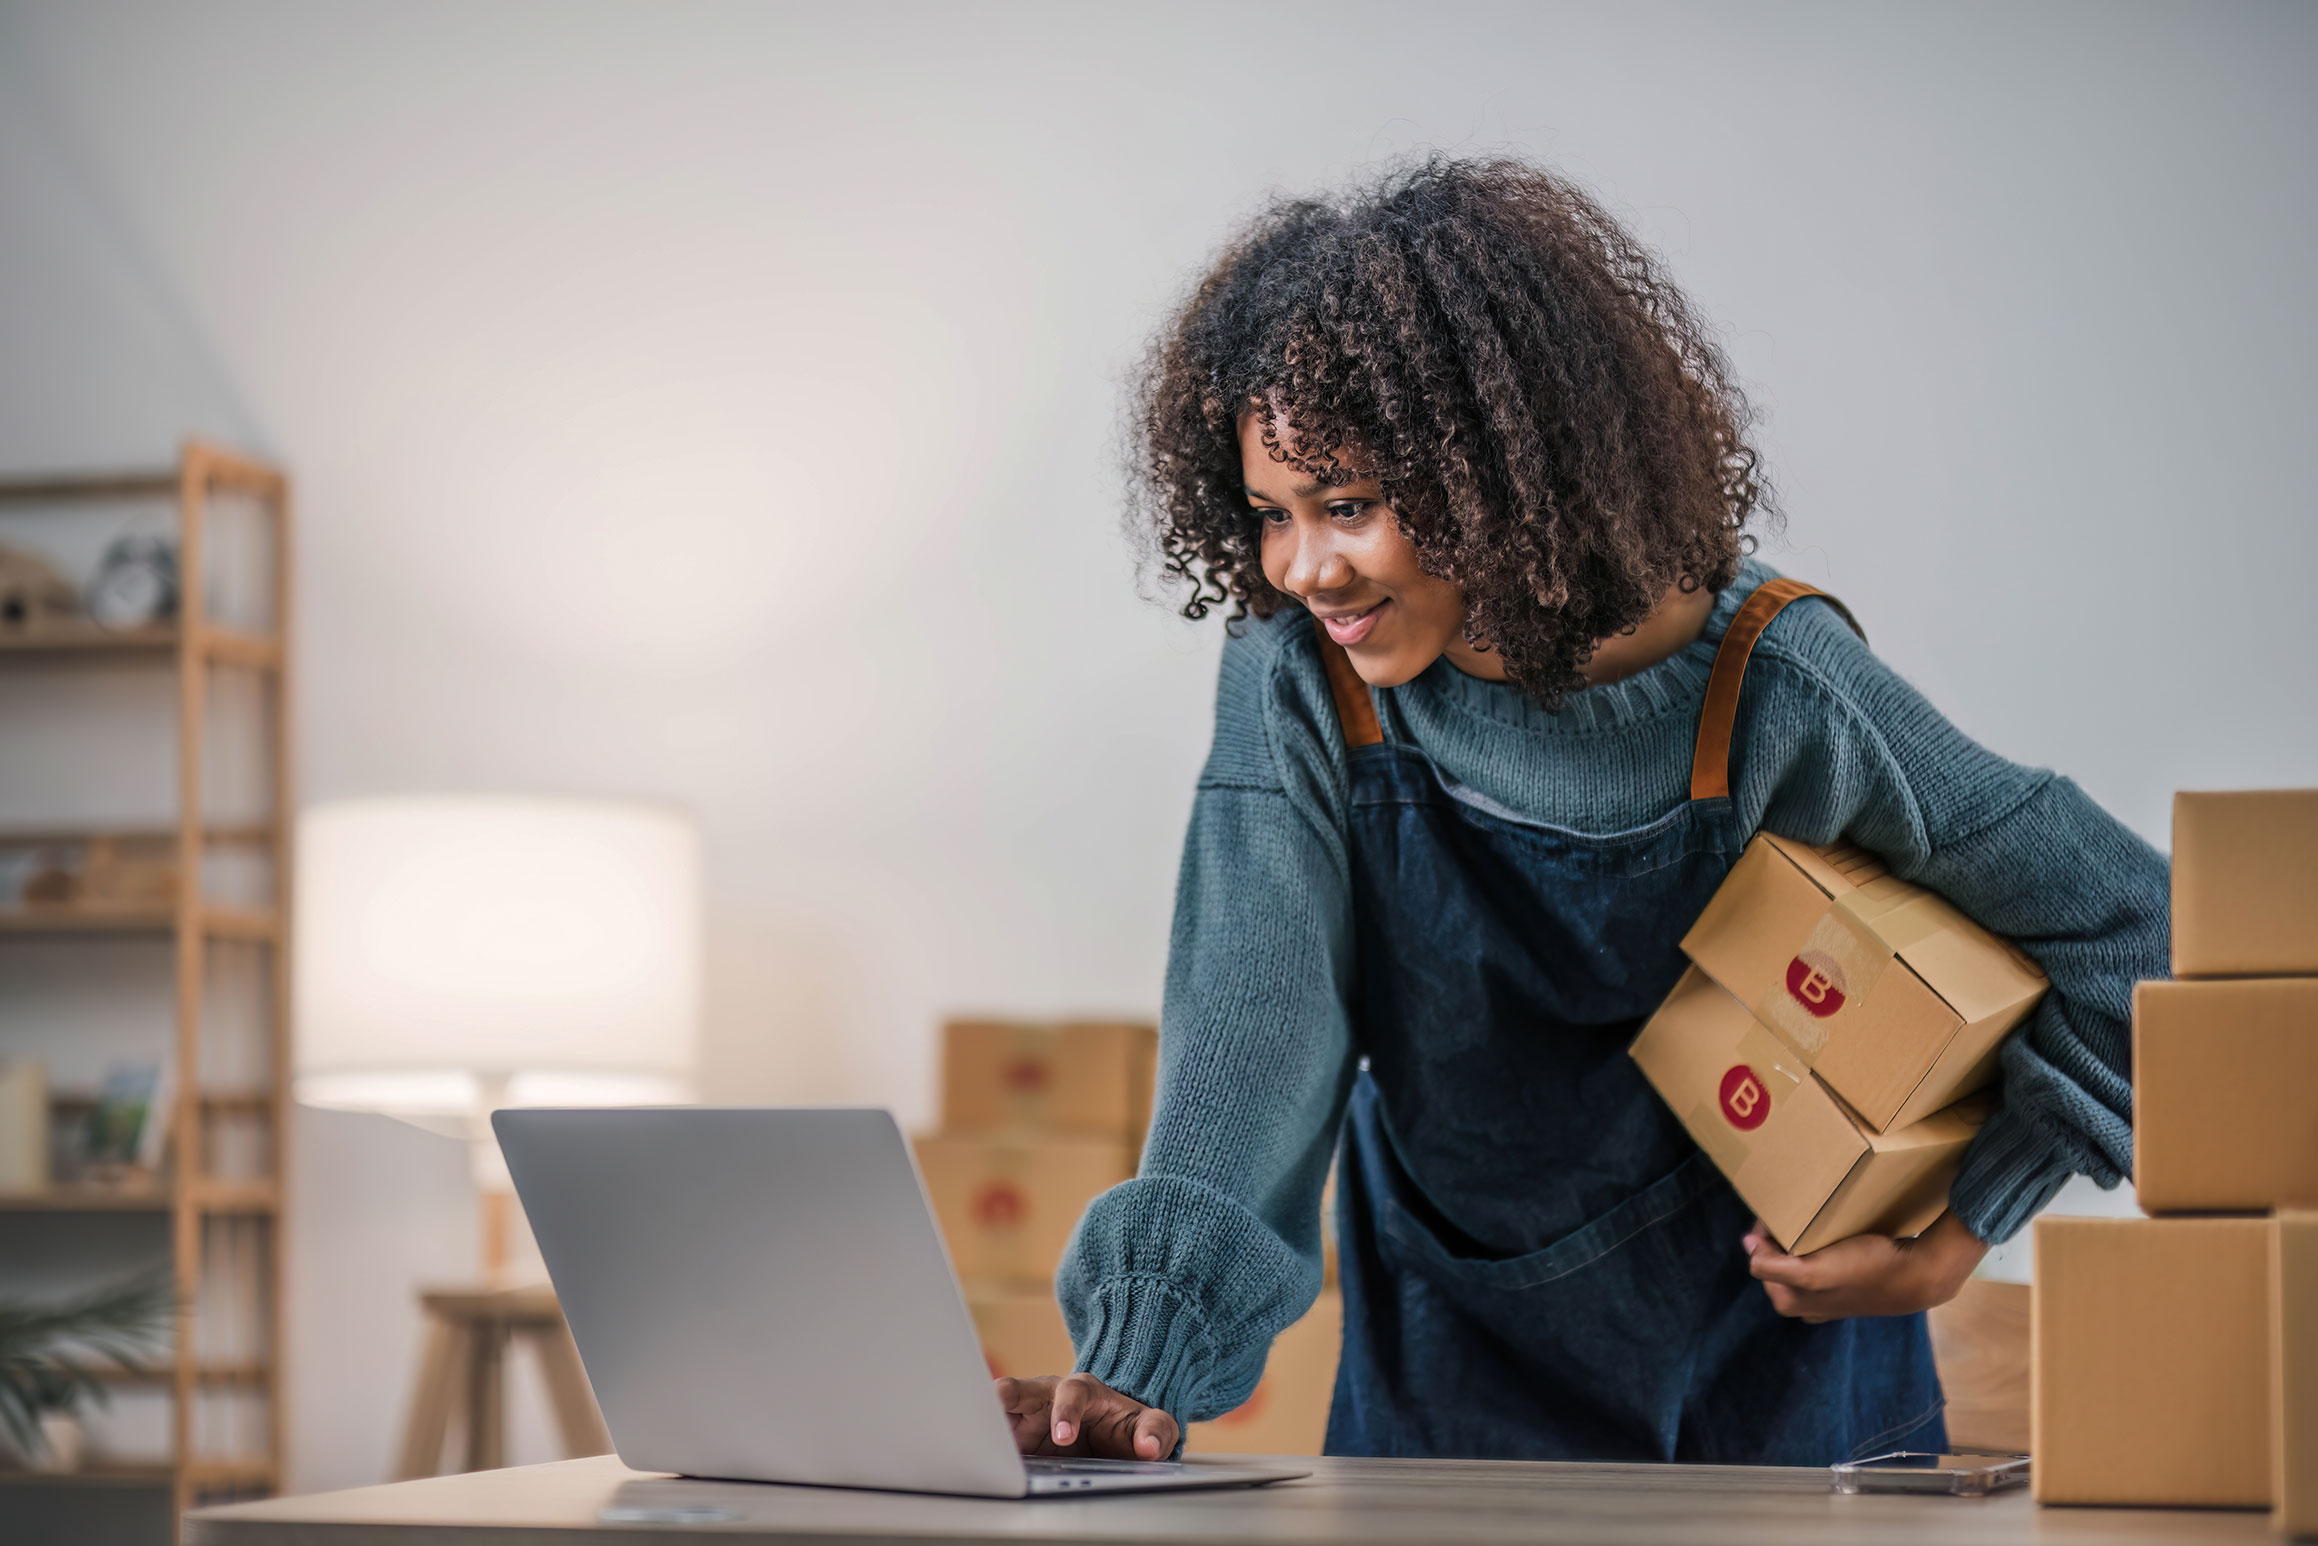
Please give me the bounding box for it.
[1831,1452,2030,1497]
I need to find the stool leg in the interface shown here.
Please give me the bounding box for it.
[465,1319,507,1472]
[395,1318,470,1481]
[529,1322,613,1458]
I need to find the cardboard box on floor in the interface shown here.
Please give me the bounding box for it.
[1682,835,2046,1133]
[2134,978,2318,1213]
[942,1020,1158,1148]
[2172,790,2318,979]
[1630,966,1983,1256]
[1186,1292,1341,1459]
[2033,1216,2277,1508]
[914,1133,1134,1286]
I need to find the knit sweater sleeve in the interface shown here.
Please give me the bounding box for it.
[1055,615,1358,1425]
[1740,603,2168,1246]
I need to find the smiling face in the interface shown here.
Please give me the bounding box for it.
[1242,413,1504,687]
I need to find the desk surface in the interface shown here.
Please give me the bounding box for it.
[188,1454,2270,1546]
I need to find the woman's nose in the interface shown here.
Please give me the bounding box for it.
[1284,523,1355,597]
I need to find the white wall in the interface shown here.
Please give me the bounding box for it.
[0,0,2311,1492]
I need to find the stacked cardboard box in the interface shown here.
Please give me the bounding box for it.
[2034,791,2318,1534]
[1631,835,2046,1252]
[918,1020,1151,1349]
[915,1017,1340,1456]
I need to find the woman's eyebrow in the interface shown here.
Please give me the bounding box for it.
[1246,477,1365,502]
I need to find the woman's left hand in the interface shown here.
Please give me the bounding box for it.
[1743,1210,1987,1322]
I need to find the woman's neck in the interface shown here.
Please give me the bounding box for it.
[1444,582,1716,687]
[1582,583,1715,686]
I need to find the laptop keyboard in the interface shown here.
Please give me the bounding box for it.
[1023,1456,1185,1475]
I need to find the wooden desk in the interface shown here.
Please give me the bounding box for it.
[188,1453,2267,1545]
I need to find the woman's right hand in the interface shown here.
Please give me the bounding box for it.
[993,1372,1180,1460]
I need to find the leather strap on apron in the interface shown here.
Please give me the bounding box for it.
[1687,577,1861,801]
[1312,575,1861,795]
[1318,631,1385,749]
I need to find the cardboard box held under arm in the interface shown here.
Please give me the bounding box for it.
[2172,790,2318,978]
[1629,966,1983,1255]
[2134,978,2318,1212]
[1681,835,2047,1133]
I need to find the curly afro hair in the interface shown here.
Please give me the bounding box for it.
[1129,158,1773,708]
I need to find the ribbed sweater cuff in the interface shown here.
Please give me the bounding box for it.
[1072,1274,1216,1433]
[1948,1101,2079,1246]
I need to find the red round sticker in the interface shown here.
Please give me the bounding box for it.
[1718,1064,1771,1131]
[1784,954,1847,1019]
[971,1182,1026,1228]
[1002,1057,1051,1094]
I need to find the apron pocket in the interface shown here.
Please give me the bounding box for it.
[1376,1149,1725,1293]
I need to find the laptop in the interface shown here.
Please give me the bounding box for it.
[493,1106,1309,1498]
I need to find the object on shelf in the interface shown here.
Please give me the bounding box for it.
[0,1062,48,1192]
[1629,965,1984,1255]
[85,535,179,632]
[2171,789,2318,978]
[1679,834,2047,1133]
[0,1271,174,1470]
[80,1062,169,1184]
[0,545,80,635]
[18,836,178,913]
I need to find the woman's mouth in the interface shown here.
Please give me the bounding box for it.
[1319,601,1386,647]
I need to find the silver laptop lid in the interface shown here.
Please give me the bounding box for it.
[494,1106,1029,1498]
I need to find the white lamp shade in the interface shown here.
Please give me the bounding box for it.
[296,796,700,1116]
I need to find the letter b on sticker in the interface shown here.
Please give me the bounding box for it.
[1784,954,1847,1018]
[1719,1064,1771,1131]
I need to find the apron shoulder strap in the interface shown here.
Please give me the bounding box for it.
[1316,630,1384,749]
[1688,576,1863,803]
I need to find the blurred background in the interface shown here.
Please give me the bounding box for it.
[0,0,2311,1526]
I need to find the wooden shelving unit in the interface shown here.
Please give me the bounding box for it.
[0,442,293,1539]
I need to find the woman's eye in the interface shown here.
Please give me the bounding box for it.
[1255,507,1290,526]
[1328,500,1374,522]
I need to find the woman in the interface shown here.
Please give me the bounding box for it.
[996,159,2164,1465]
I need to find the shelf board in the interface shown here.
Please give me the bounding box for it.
[0,471,179,506]
[0,623,176,655]
[0,1470,173,1490]
[0,904,280,938]
[0,1180,277,1214]
[0,823,274,848]
[0,623,282,670]
[0,1455,278,1489]
[91,1361,270,1387]
[0,1184,172,1212]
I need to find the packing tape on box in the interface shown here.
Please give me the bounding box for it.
[1759,902,1897,1062]
[1683,1025,1806,1179]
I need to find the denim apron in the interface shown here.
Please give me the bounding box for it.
[1316,577,1945,1464]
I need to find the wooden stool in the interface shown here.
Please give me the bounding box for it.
[395,1284,612,1479]
[1927,1276,2030,1452]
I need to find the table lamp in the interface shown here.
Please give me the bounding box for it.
[295,795,700,1275]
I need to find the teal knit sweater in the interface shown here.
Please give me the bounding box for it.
[1057,560,2167,1428]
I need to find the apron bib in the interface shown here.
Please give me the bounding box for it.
[1314,578,1945,1464]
